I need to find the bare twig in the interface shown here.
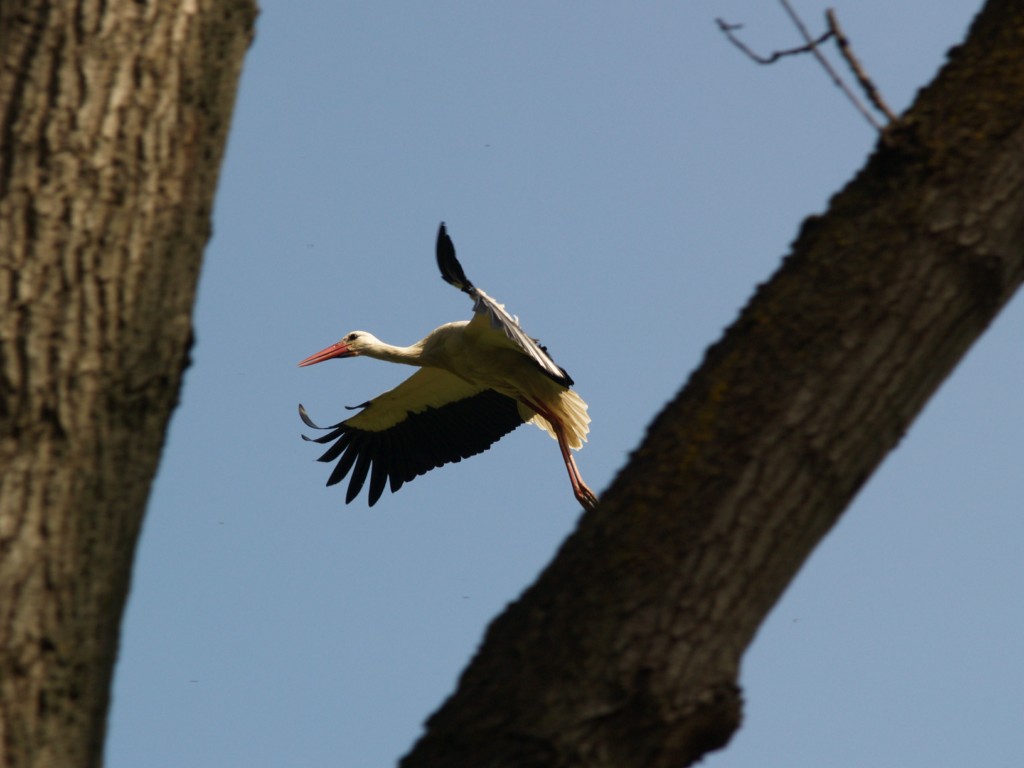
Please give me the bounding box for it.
[826,9,898,122]
[715,18,833,64]
[777,0,883,130]
[716,2,896,132]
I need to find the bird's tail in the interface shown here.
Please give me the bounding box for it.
[520,389,590,450]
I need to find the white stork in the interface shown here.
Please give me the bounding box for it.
[298,223,597,511]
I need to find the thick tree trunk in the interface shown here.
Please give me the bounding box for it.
[0,2,255,767]
[401,2,1024,766]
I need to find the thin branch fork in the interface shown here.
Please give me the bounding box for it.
[827,8,897,123]
[716,3,896,131]
[715,19,834,65]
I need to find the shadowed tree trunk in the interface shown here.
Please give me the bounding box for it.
[400,2,1024,766]
[0,2,256,767]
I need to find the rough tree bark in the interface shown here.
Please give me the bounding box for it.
[401,2,1024,767]
[0,3,256,767]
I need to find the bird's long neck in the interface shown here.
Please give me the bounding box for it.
[363,340,429,367]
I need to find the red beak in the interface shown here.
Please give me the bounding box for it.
[298,341,355,367]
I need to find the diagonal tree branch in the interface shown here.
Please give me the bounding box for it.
[401,1,1024,766]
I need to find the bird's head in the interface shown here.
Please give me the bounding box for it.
[298,331,377,367]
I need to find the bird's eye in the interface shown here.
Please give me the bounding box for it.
[346,333,359,342]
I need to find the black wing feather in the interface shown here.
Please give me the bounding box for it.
[318,431,353,463]
[299,390,525,506]
[436,222,473,292]
[388,435,408,493]
[367,433,391,506]
[346,450,373,504]
[328,436,361,488]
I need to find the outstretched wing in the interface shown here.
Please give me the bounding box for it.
[300,367,526,506]
[436,222,573,386]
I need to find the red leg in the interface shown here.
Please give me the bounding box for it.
[525,398,599,511]
[555,426,599,511]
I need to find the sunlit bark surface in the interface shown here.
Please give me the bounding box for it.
[0,3,255,766]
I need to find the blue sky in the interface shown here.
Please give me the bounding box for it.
[105,2,1021,766]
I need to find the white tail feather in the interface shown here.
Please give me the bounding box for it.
[519,389,590,450]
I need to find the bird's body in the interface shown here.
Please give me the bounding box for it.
[299,224,597,510]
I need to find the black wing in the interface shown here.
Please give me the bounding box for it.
[300,382,526,506]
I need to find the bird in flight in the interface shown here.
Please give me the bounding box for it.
[298,223,597,510]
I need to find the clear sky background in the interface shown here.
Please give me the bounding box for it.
[105,2,1021,766]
